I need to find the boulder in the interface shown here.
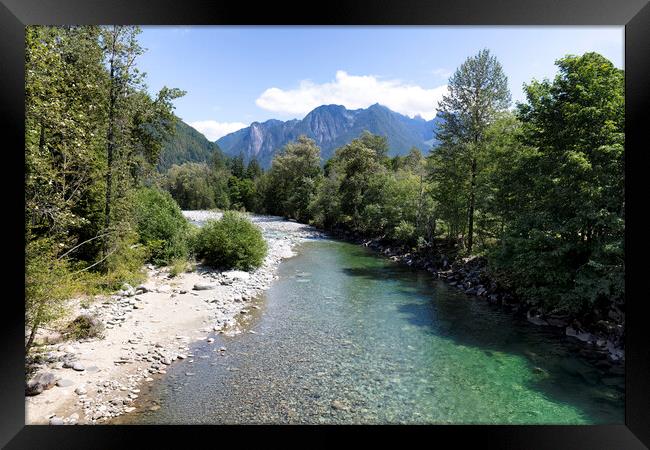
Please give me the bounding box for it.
[26,372,59,396]
[49,417,64,425]
[566,326,594,343]
[527,311,549,326]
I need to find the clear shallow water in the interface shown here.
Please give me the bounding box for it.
[122,238,624,424]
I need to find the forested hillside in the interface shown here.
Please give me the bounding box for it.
[158,119,226,172]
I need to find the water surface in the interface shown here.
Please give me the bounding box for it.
[122,238,624,424]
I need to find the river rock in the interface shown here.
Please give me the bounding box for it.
[223,270,250,281]
[75,385,88,395]
[56,379,74,388]
[49,417,64,425]
[566,327,593,343]
[26,372,60,395]
[193,283,217,291]
[331,400,349,411]
[527,311,549,326]
[137,283,155,293]
[72,362,85,371]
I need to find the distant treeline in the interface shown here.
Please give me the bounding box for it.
[165,50,624,325]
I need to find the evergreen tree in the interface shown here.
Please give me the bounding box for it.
[434,49,511,253]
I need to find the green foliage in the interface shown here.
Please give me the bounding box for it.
[245,157,263,180]
[230,154,246,178]
[489,52,624,316]
[193,212,267,270]
[168,257,192,277]
[263,135,323,222]
[132,187,191,265]
[100,229,148,290]
[228,176,258,211]
[165,162,219,210]
[433,48,511,253]
[25,238,81,351]
[159,119,226,172]
[64,314,105,340]
[393,220,417,246]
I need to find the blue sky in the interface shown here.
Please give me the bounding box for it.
[136,26,623,140]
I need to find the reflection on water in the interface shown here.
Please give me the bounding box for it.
[121,239,624,424]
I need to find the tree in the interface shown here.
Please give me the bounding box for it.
[434,48,511,253]
[245,157,263,180]
[331,133,388,231]
[100,26,184,258]
[101,26,144,256]
[164,163,217,210]
[229,153,246,179]
[25,26,107,249]
[492,52,624,316]
[263,136,322,221]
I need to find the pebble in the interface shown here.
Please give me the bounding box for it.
[74,386,87,395]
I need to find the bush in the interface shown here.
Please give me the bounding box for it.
[64,314,104,340]
[132,187,191,265]
[25,238,80,351]
[168,257,192,277]
[393,220,417,246]
[99,229,148,291]
[193,211,267,270]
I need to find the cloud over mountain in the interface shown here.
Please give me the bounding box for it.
[256,71,446,121]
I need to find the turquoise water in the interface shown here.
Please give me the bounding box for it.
[123,238,624,424]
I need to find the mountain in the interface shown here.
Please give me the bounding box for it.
[216,104,442,168]
[158,119,225,172]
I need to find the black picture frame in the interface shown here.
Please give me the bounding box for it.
[1,0,648,448]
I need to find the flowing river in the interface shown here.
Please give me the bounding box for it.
[120,224,624,424]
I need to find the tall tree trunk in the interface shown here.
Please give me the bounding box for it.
[103,51,117,258]
[466,157,477,254]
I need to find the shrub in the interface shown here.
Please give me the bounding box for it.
[132,187,191,265]
[25,238,80,352]
[93,228,148,292]
[64,314,104,340]
[393,220,417,246]
[193,211,267,270]
[169,257,192,277]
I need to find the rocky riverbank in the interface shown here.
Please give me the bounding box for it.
[25,212,323,425]
[330,229,625,366]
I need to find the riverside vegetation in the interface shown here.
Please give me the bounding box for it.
[25,26,267,358]
[25,25,624,410]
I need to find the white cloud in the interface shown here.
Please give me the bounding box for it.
[188,120,248,141]
[255,70,447,120]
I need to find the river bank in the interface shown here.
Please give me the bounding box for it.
[327,228,625,365]
[25,212,323,425]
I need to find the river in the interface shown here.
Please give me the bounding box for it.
[118,226,624,424]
